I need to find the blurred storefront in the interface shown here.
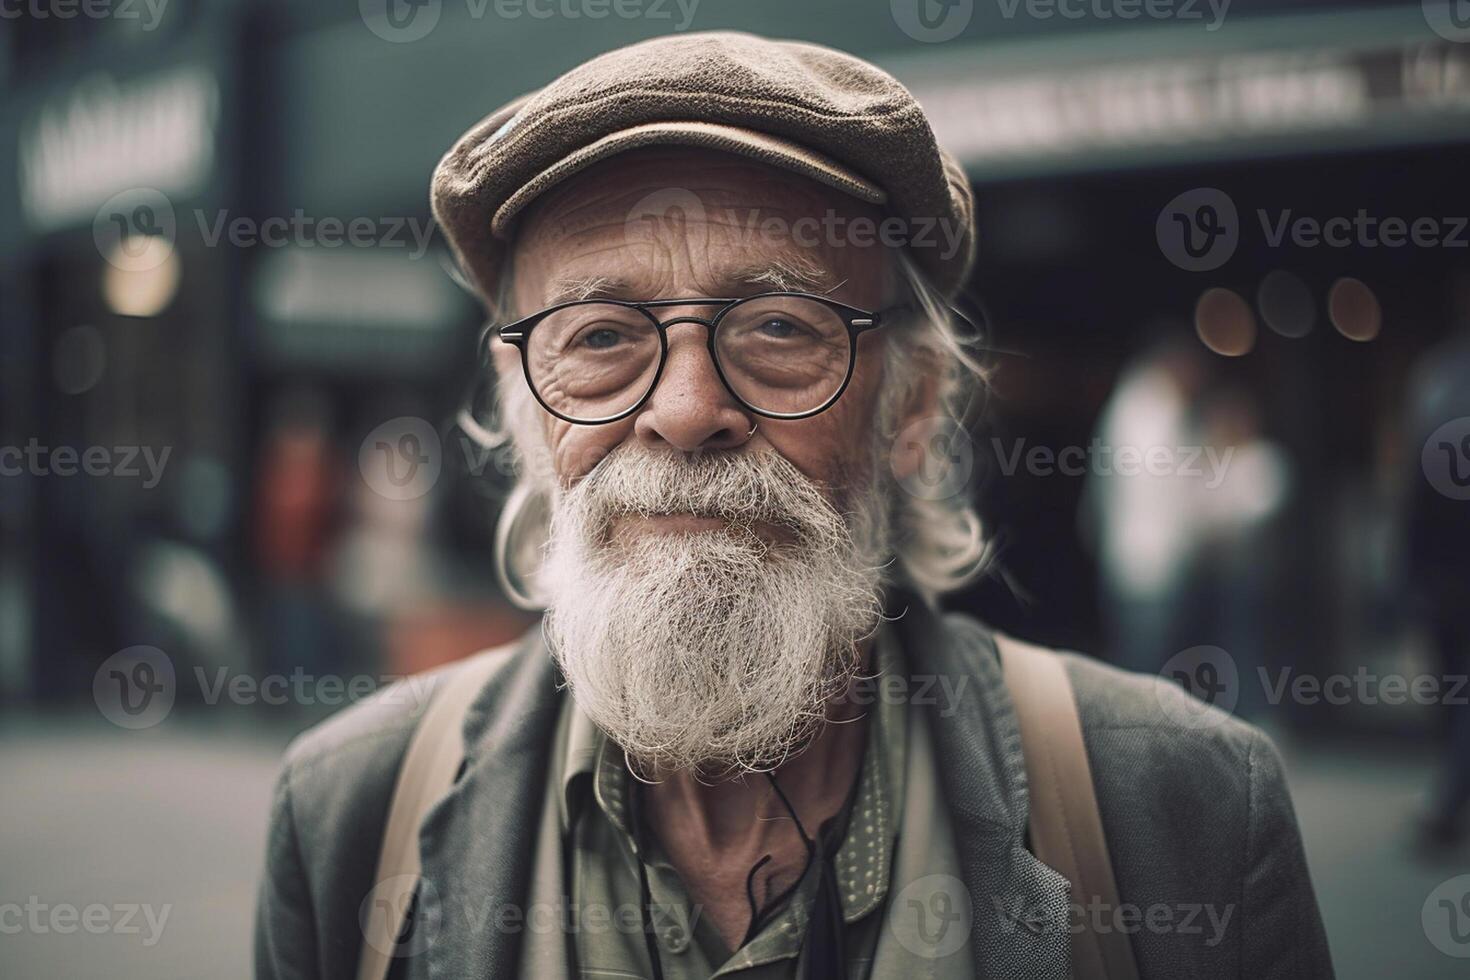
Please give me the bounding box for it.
[1,6,248,699]
[892,5,1470,736]
[0,1,518,703]
[2,0,1467,737]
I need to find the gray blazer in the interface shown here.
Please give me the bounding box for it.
[255,595,1334,979]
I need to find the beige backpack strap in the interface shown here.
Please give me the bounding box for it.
[995,632,1140,980]
[355,647,511,980]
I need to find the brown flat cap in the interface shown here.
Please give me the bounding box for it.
[431,31,976,304]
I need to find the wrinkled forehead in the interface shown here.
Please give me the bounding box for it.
[506,146,893,312]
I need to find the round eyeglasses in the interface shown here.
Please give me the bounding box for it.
[491,292,896,425]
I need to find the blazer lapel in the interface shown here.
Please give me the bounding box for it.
[414,626,562,980]
[891,590,1074,978]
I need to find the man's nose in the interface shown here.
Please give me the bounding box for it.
[633,320,756,453]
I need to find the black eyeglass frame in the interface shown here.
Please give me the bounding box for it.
[488,292,899,425]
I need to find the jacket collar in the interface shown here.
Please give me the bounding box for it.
[414,621,562,980]
[887,587,1073,977]
[414,593,1072,979]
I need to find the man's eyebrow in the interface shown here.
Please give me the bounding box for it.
[543,275,634,305]
[726,259,842,295]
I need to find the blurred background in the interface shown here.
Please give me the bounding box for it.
[2,0,1469,976]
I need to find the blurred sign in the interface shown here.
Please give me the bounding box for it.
[19,66,219,232]
[902,29,1470,176]
[252,246,471,375]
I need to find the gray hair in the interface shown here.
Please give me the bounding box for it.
[877,251,991,602]
[465,249,991,607]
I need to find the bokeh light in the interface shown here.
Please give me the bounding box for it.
[1327,277,1382,342]
[1194,286,1257,356]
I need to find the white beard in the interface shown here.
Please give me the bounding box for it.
[538,444,890,776]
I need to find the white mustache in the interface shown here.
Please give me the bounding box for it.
[561,445,851,547]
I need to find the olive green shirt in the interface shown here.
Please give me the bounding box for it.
[551,627,906,979]
[515,622,976,979]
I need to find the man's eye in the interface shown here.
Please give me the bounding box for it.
[757,318,802,338]
[581,328,623,349]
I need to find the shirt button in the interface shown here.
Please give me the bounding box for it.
[662,924,688,953]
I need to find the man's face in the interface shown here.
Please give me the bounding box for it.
[494,147,909,775]
[498,146,892,512]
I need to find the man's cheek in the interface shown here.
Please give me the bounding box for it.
[555,436,618,484]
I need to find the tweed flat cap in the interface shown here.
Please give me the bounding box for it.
[431,31,976,304]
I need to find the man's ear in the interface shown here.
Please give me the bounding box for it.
[887,349,944,484]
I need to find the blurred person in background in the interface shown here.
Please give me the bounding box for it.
[1195,385,1293,722]
[256,33,1330,980]
[1405,272,1470,852]
[1083,334,1213,675]
[325,394,457,676]
[253,385,343,680]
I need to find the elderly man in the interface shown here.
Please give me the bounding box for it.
[255,32,1332,980]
